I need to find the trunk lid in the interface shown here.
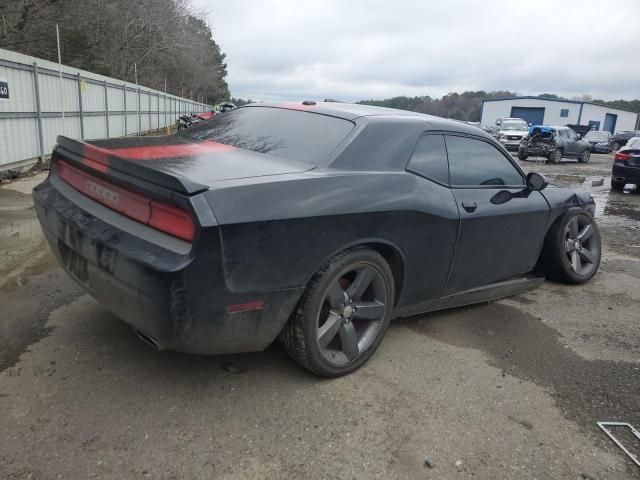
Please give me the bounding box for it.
[57,135,314,195]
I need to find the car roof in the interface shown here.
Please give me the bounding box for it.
[242,101,487,136]
[247,101,424,119]
[621,137,640,149]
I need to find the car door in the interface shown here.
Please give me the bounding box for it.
[443,134,550,294]
[564,128,581,155]
[404,133,460,302]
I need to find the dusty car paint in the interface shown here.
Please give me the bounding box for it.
[33,102,597,355]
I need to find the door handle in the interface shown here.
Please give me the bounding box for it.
[462,201,478,213]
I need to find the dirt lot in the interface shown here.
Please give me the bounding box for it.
[1,153,639,479]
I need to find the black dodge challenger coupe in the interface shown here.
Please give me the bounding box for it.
[34,102,601,377]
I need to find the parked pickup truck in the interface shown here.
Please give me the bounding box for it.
[495,118,529,150]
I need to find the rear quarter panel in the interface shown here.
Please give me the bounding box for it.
[204,171,460,308]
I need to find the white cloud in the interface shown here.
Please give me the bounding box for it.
[192,0,640,101]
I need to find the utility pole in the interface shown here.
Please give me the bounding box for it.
[164,77,169,135]
[134,63,139,136]
[56,24,65,134]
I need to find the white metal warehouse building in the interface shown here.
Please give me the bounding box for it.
[480,97,638,133]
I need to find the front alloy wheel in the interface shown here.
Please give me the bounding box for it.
[542,211,601,284]
[563,216,599,278]
[280,248,394,377]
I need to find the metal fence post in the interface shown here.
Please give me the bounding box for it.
[76,73,85,140]
[104,80,110,138]
[157,94,160,130]
[137,87,141,136]
[123,84,127,135]
[32,62,46,163]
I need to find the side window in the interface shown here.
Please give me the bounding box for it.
[407,134,449,184]
[560,109,569,117]
[559,129,569,139]
[445,135,523,187]
[566,129,577,140]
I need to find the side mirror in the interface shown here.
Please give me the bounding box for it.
[495,120,501,126]
[526,172,548,191]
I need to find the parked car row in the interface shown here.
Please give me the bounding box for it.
[611,136,640,191]
[584,130,613,153]
[611,130,640,150]
[175,103,237,131]
[581,130,640,153]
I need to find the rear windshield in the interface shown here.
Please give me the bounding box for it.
[180,106,355,165]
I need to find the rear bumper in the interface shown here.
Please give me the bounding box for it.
[590,144,611,153]
[612,163,640,184]
[520,146,552,157]
[33,177,303,355]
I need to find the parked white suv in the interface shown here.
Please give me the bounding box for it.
[495,118,529,150]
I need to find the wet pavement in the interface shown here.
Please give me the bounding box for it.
[515,152,640,259]
[1,155,639,479]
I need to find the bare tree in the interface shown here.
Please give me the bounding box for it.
[0,0,229,102]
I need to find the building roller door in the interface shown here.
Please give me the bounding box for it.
[510,107,545,126]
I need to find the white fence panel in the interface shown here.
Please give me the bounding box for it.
[0,48,210,170]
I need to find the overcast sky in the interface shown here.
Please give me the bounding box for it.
[192,0,640,102]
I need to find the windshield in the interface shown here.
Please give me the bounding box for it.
[501,122,528,131]
[585,131,609,141]
[180,106,355,165]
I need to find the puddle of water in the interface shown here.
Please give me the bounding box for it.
[544,174,640,236]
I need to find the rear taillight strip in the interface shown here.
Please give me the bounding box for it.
[57,160,195,242]
[614,152,630,162]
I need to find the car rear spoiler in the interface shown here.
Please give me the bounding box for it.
[54,136,209,195]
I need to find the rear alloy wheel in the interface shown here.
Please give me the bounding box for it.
[578,149,591,163]
[612,142,621,151]
[542,211,601,284]
[517,150,528,160]
[280,248,394,377]
[611,179,625,191]
[549,149,562,164]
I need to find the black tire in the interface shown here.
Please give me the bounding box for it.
[578,149,591,163]
[541,211,601,284]
[611,179,625,191]
[280,248,395,377]
[517,150,528,160]
[548,149,562,164]
[612,141,621,151]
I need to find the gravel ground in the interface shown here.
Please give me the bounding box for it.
[0,153,639,479]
